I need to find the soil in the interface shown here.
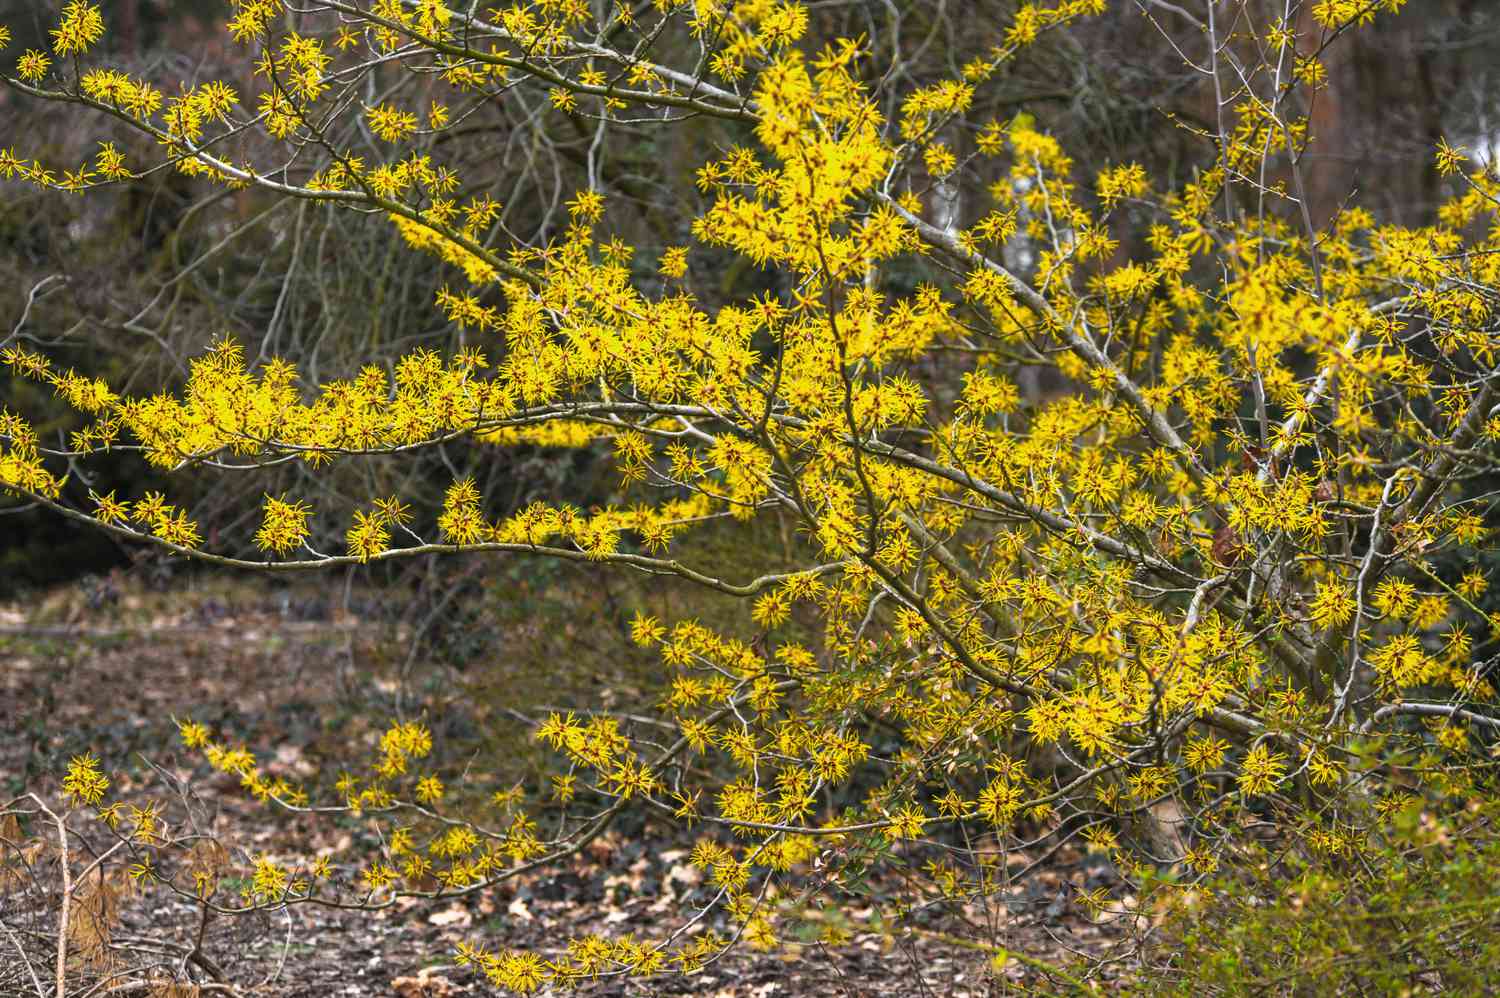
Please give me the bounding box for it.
[1,575,1128,996]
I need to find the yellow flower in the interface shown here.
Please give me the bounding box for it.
[62,753,109,806]
[1236,744,1288,797]
[367,102,418,142]
[923,142,957,177]
[1293,56,1327,88]
[346,509,390,561]
[89,488,130,523]
[1097,162,1148,207]
[566,189,605,221]
[415,774,445,804]
[177,719,212,749]
[659,246,689,279]
[1457,569,1488,599]
[629,612,665,646]
[94,141,129,181]
[51,1,105,55]
[1433,136,1465,175]
[361,861,397,892]
[885,803,927,841]
[1308,579,1356,629]
[254,493,314,556]
[1184,734,1228,773]
[17,49,50,83]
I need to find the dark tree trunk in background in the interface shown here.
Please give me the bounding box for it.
[1305,0,1493,227]
[114,0,139,54]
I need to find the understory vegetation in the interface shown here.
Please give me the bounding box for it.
[3,0,1500,994]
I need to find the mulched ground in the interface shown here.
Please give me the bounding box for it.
[2,576,1128,996]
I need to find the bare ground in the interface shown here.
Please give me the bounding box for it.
[1,575,1127,996]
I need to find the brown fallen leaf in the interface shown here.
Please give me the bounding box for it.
[666,860,703,893]
[427,904,471,928]
[392,968,455,996]
[507,895,534,922]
